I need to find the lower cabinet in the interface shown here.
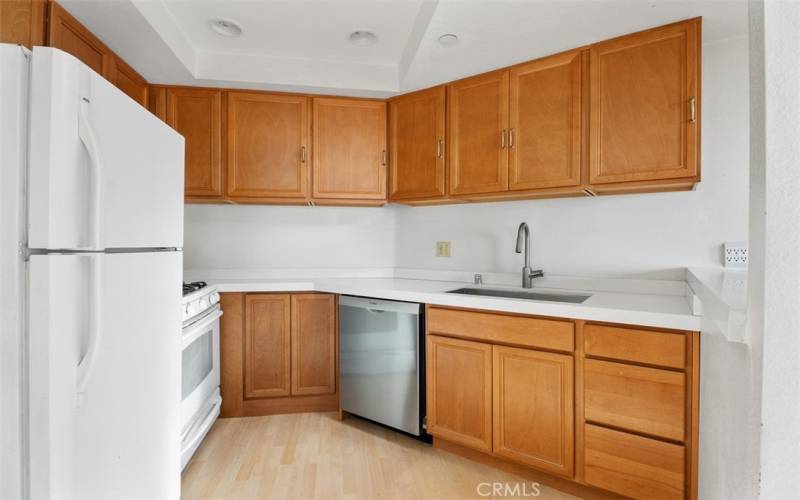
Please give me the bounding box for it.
[493,345,574,478]
[220,292,338,417]
[427,333,574,478]
[426,335,493,452]
[425,306,699,500]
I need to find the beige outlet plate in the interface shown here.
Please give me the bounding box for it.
[436,241,451,257]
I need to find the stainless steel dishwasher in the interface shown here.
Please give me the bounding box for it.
[339,296,428,438]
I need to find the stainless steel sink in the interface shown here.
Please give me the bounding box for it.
[447,287,591,304]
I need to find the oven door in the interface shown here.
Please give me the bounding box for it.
[180,304,222,435]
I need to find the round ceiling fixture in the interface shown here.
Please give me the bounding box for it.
[209,18,243,37]
[438,34,459,47]
[348,30,378,47]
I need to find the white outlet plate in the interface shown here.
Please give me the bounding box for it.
[436,241,451,258]
[724,242,748,268]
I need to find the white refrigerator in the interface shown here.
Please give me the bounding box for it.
[0,44,184,498]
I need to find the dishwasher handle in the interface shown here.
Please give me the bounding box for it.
[339,295,422,315]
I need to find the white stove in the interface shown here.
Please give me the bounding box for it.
[180,281,222,469]
[182,281,221,324]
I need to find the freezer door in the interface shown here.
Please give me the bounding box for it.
[28,252,182,499]
[28,47,184,251]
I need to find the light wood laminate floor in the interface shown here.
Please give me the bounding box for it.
[182,412,579,499]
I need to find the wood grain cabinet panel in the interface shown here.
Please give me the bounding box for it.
[227,92,309,201]
[584,424,685,499]
[219,293,244,418]
[290,294,336,396]
[0,0,47,48]
[244,294,291,399]
[427,335,493,452]
[493,346,574,478]
[448,71,509,195]
[388,86,446,201]
[166,88,224,199]
[47,1,107,74]
[584,323,686,369]
[426,307,574,352]
[509,50,583,190]
[589,19,700,186]
[584,359,685,441]
[312,97,387,201]
[108,55,147,106]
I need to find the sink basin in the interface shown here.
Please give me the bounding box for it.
[447,287,591,304]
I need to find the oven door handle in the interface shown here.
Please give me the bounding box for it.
[182,307,223,348]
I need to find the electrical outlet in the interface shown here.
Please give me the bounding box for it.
[436,241,451,258]
[724,242,748,268]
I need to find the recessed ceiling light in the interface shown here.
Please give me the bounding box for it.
[438,34,459,47]
[348,30,378,47]
[209,18,243,37]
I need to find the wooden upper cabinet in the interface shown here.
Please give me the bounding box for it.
[388,86,446,201]
[107,55,147,106]
[47,1,107,74]
[312,98,387,201]
[0,0,47,48]
[589,18,700,186]
[427,335,493,452]
[227,92,309,201]
[493,345,574,478]
[244,294,291,399]
[510,50,584,190]
[166,88,224,199]
[290,294,336,396]
[448,71,509,195]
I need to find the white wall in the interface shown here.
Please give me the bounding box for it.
[393,36,750,281]
[183,204,397,272]
[752,1,800,497]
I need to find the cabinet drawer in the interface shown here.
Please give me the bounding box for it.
[585,424,685,499]
[584,324,686,369]
[585,359,685,441]
[427,307,574,352]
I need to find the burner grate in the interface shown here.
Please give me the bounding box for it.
[182,281,207,295]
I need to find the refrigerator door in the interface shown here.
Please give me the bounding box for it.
[28,47,184,251]
[28,252,182,499]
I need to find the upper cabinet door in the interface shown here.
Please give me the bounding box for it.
[388,86,446,201]
[166,88,224,199]
[47,1,107,75]
[226,92,309,201]
[107,55,147,107]
[312,98,387,201]
[589,19,700,185]
[0,0,47,48]
[448,71,509,195]
[509,50,584,190]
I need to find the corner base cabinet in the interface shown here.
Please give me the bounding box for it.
[219,292,338,418]
[425,305,699,499]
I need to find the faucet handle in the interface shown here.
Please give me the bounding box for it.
[529,269,544,279]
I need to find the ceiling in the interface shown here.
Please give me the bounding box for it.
[60,0,748,97]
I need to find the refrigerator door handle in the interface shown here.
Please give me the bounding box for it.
[77,97,104,250]
[76,254,103,406]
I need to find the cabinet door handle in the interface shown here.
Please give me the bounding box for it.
[500,129,506,149]
[382,150,387,166]
[300,146,306,163]
[508,129,515,148]
[436,139,443,159]
[689,97,697,123]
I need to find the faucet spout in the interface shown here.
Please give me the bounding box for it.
[515,222,542,288]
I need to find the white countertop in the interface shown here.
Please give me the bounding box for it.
[687,267,748,342]
[196,274,703,331]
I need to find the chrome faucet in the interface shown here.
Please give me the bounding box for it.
[515,222,544,288]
